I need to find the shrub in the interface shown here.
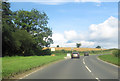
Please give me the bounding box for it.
[42,48,51,55]
[112,50,120,57]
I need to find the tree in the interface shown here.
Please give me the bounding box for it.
[12,9,53,48]
[76,43,81,48]
[12,30,36,56]
[2,2,53,56]
[57,45,59,47]
[2,2,16,56]
[96,46,101,49]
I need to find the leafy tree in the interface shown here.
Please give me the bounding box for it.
[12,9,53,48]
[2,1,53,56]
[12,30,35,56]
[57,45,59,47]
[96,46,101,49]
[2,2,16,56]
[76,43,81,48]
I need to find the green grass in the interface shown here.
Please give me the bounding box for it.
[53,53,67,56]
[53,51,111,56]
[53,50,112,56]
[98,54,119,66]
[2,55,64,78]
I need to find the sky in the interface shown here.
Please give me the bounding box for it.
[9,0,118,49]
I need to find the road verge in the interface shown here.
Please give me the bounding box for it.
[98,54,119,67]
[2,56,65,79]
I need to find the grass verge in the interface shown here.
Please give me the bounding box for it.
[98,54,119,66]
[2,55,64,79]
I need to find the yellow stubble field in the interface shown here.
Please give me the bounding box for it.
[43,47,106,51]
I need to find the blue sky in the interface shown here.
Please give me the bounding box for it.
[10,2,118,48]
[10,2,117,33]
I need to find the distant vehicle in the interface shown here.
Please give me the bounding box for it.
[71,52,80,59]
[84,52,89,56]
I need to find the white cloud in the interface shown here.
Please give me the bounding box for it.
[64,30,77,40]
[51,16,118,48]
[8,0,119,3]
[88,16,118,48]
[51,33,68,47]
[89,16,118,41]
[52,33,67,43]
[51,31,95,47]
[80,41,95,47]
[64,30,85,41]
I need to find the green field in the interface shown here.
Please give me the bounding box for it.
[98,54,119,66]
[2,55,65,79]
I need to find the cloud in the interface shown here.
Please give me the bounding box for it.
[89,16,118,42]
[64,30,85,41]
[51,33,68,47]
[64,30,77,40]
[80,41,95,47]
[51,31,96,48]
[8,0,119,4]
[88,16,118,48]
[9,0,118,2]
[51,16,118,48]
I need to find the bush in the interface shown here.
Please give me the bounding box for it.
[112,50,120,57]
[51,50,72,54]
[41,49,51,56]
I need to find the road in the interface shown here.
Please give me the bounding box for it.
[19,54,119,81]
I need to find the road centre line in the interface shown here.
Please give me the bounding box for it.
[85,65,91,72]
[83,57,91,72]
[83,57,100,81]
[83,58,85,64]
[96,77,100,81]
[83,61,85,64]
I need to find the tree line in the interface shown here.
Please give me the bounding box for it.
[2,2,53,56]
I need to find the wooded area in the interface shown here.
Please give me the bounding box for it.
[2,2,53,56]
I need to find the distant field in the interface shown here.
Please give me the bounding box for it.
[2,55,64,79]
[43,47,107,51]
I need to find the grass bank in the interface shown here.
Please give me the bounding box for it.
[98,54,119,66]
[2,55,64,79]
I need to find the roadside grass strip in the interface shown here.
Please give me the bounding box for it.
[2,56,64,79]
[98,54,119,66]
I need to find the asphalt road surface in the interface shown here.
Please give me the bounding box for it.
[19,54,119,80]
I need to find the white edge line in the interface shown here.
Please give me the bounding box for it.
[19,62,53,79]
[19,69,40,79]
[97,57,118,68]
[18,59,66,79]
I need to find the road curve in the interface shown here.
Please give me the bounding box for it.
[19,54,119,80]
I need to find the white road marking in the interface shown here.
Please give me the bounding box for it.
[83,56,100,81]
[85,65,91,72]
[96,77,99,80]
[83,58,85,64]
[19,67,45,79]
[83,61,85,64]
[96,77,100,81]
[83,57,91,72]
